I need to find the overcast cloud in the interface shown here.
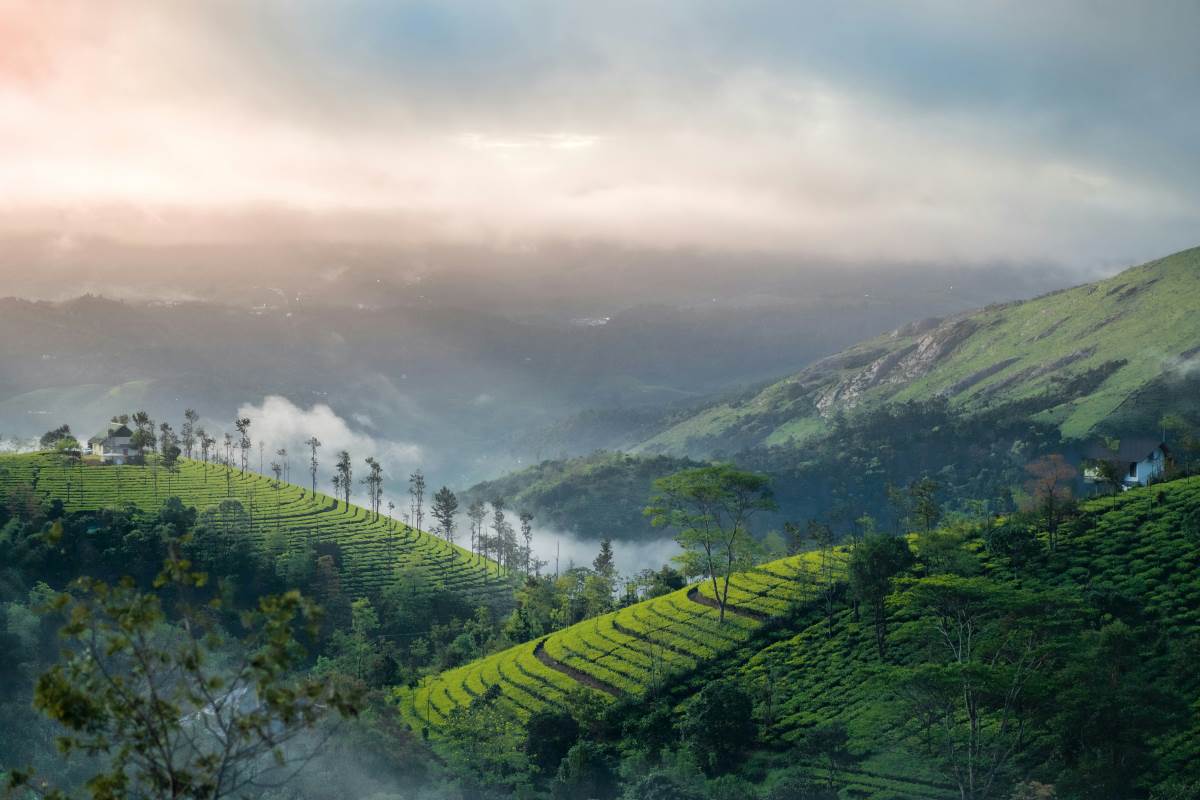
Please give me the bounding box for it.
[2,1,1198,270]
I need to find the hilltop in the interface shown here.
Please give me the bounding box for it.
[0,452,510,606]
[634,246,1200,457]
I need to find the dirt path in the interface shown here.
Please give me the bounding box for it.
[686,587,769,621]
[533,640,623,697]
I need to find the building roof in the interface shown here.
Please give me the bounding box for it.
[89,424,132,443]
[1083,437,1169,463]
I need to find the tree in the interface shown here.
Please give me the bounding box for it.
[234,417,251,474]
[681,678,756,775]
[24,557,360,800]
[431,487,459,544]
[889,576,1073,800]
[196,429,211,466]
[181,408,199,459]
[304,436,321,498]
[276,447,289,483]
[39,424,73,449]
[847,533,914,658]
[160,436,181,496]
[645,464,775,623]
[1055,619,1184,799]
[54,435,83,504]
[442,685,529,798]
[130,411,156,465]
[408,470,426,534]
[1088,454,1123,504]
[519,511,535,574]
[592,537,615,578]
[1023,454,1077,551]
[1162,413,1200,478]
[806,519,839,637]
[910,476,942,533]
[153,422,178,500]
[361,457,384,520]
[490,498,508,575]
[467,500,487,562]
[333,450,352,507]
[316,598,384,685]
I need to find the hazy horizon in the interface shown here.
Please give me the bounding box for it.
[4,1,1199,286]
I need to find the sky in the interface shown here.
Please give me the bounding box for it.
[2,1,1199,272]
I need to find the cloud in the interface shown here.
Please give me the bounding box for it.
[2,1,1198,270]
[233,396,422,482]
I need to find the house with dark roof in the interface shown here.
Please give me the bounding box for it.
[87,421,134,464]
[1084,437,1172,488]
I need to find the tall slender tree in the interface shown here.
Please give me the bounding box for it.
[432,487,459,544]
[130,411,155,465]
[277,447,289,483]
[181,408,199,459]
[468,500,487,563]
[335,450,353,507]
[409,470,426,534]
[304,436,322,498]
[520,511,535,575]
[234,417,251,474]
[362,457,384,520]
[490,498,509,575]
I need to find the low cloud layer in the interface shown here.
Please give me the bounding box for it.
[233,396,423,486]
[2,1,1198,271]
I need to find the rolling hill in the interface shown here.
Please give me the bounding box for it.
[0,452,511,605]
[401,475,1200,798]
[634,246,1200,457]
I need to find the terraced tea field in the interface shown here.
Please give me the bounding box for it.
[398,551,831,726]
[0,452,510,604]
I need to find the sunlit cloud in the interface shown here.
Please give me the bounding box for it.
[1,0,1198,270]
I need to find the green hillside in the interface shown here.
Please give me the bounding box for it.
[397,549,823,729]
[635,246,1200,456]
[0,452,510,604]
[403,476,1200,798]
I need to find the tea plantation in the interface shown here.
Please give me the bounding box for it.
[397,549,832,725]
[402,476,1200,799]
[0,452,510,604]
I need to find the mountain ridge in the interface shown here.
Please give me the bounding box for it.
[632,246,1200,457]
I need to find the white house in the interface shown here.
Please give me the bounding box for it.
[87,421,134,464]
[1084,438,1172,488]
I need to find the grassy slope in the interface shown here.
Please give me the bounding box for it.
[396,550,825,726]
[406,476,1200,798]
[0,452,510,603]
[730,477,1200,794]
[636,246,1200,455]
